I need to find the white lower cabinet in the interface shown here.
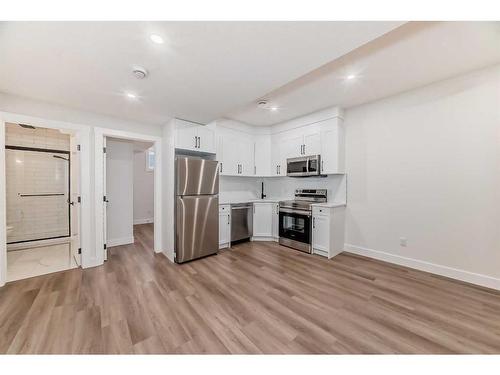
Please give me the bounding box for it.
[252,202,273,239]
[272,202,279,239]
[312,206,346,258]
[219,205,231,249]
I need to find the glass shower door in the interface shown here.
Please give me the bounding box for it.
[5,148,70,244]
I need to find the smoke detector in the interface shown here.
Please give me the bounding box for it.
[257,100,269,109]
[132,67,148,79]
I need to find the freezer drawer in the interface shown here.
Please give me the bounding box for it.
[231,203,253,242]
[176,195,219,263]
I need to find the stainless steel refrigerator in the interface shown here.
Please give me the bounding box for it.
[175,157,219,263]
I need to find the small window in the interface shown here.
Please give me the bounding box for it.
[146,148,155,171]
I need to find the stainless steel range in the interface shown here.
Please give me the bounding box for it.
[279,189,327,253]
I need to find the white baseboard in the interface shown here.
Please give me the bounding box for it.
[133,218,154,225]
[107,236,135,247]
[344,244,500,291]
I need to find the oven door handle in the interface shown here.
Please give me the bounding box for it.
[279,207,312,217]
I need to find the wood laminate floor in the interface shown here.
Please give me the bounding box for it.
[1,223,500,354]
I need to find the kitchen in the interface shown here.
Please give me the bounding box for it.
[173,106,347,263]
[0,18,499,359]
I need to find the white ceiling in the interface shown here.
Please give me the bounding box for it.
[0,21,403,126]
[227,21,500,126]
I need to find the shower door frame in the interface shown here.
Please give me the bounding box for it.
[0,112,92,288]
[5,145,72,244]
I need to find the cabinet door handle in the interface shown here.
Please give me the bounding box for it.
[194,136,197,148]
[303,144,306,155]
[220,163,223,173]
[227,214,230,225]
[197,136,200,149]
[313,217,315,228]
[321,160,324,172]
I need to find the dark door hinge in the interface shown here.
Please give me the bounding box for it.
[77,196,81,203]
[103,195,107,202]
[104,244,107,250]
[78,248,82,254]
[103,147,106,153]
[77,144,81,151]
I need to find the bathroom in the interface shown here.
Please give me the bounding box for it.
[4,122,81,281]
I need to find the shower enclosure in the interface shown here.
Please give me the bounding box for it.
[5,146,71,244]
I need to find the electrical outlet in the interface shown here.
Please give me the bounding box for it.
[400,237,407,247]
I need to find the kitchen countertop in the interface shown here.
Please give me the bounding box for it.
[219,198,346,208]
[219,197,289,205]
[310,202,347,208]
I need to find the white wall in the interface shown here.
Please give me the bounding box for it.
[133,150,154,224]
[106,139,134,247]
[162,121,175,262]
[344,64,500,289]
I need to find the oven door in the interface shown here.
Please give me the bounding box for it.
[279,208,311,252]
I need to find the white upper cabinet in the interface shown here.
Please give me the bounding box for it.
[254,135,272,176]
[214,107,344,177]
[303,127,322,156]
[319,118,345,174]
[217,126,255,176]
[174,119,216,154]
[196,124,216,153]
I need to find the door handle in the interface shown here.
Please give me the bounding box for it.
[194,136,197,148]
[321,160,324,172]
[220,163,223,173]
[303,144,306,155]
[198,136,201,149]
[313,217,315,228]
[227,214,230,225]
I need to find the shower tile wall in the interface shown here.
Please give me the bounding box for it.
[5,123,70,150]
[5,123,70,243]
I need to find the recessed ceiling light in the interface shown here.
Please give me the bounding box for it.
[270,106,279,112]
[125,92,138,99]
[346,74,356,80]
[150,34,164,44]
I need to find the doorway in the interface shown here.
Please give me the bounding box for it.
[103,137,155,258]
[94,127,162,263]
[3,122,81,281]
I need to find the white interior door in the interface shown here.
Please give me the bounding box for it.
[70,134,81,266]
[103,136,108,261]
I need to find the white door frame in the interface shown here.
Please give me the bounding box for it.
[94,127,162,262]
[0,111,92,287]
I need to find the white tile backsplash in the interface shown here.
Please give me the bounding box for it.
[219,174,347,203]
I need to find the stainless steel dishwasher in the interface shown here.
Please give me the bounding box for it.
[231,203,253,242]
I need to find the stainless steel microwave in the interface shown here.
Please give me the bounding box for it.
[286,155,321,177]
